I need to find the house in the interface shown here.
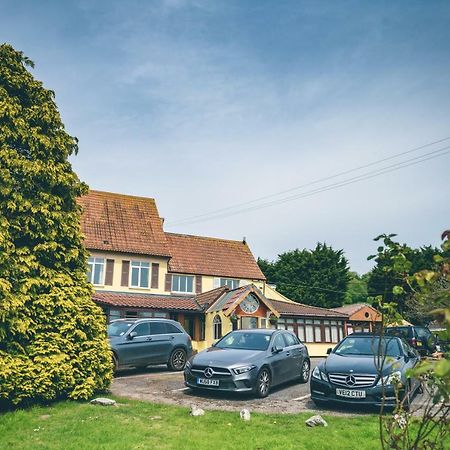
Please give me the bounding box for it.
[333,303,382,334]
[78,190,349,356]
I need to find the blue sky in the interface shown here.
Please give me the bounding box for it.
[1,0,450,273]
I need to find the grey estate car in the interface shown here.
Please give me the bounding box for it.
[108,319,193,371]
[184,329,310,398]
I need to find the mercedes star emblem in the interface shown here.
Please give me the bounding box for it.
[204,367,214,378]
[345,375,356,387]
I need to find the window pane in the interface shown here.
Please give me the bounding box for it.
[133,323,150,336]
[305,325,314,342]
[298,326,305,342]
[324,327,331,342]
[140,267,149,287]
[93,263,103,285]
[171,276,179,291]
[87,264,93,282]
[109,310,120,321]
[331,326,338,342]
[186,276,193,292]
[131,267,139,286]
[150,322,167,335]
[314,326,322,342]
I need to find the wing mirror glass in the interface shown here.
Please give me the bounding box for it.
[273,345,283,354]
[326,348,332,355]
[127,331,137,340]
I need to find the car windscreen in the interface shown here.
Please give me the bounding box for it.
[385,327,410,338]
[334,336,401,357]
[215,332,272,351]
[108,321,134,337]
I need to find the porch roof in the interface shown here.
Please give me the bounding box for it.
[93,291,201,312]
[270,299,348,318]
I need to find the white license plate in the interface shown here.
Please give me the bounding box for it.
[336,388,366,398]
[197,378,219,386]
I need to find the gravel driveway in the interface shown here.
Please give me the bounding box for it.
[111,359,371,415]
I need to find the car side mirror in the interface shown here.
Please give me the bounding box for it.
[127,331,137,340]
[326,348,332,355]
[273,345,283,354]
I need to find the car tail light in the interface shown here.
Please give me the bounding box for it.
[409,338,417,346]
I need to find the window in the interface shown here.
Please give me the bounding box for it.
[283,332,298,347]
[131,322,150,336]
[219,278,239,289]
[124,310,138,318]
[213,315,222,340]
[166,323,183,334]
[87,257,105,285]
[150,322,167,335]
[273,333,285,349]
[130,261,150,288]
[172,275,194,293]
[109,310,121,322]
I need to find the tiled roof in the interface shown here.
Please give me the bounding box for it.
[93,291,200,311]
[166,233,266,280]
[195,286,229,309]
[78,190,171,257]
[270,299,348,318]
[332,303,370,316]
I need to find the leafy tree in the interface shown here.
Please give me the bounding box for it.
[344,271,369,304]
[0,44,112,407]
[258,243,350,308]
[367,235,446,323]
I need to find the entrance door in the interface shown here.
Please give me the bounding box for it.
[241,317,258,329]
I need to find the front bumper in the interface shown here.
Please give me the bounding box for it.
[310,377,402,407]
[184,367,258,393]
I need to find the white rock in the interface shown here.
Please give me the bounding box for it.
[90,398,116,406]
[305,415,328,427]
[240,409,251,421]
[190,406,205,416]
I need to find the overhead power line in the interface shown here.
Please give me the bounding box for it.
[166,136,450,227]
[166,141,450,227]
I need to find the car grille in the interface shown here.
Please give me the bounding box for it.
[328,373,377,388]
[191,365,232,376]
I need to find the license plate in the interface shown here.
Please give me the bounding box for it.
[336,388,366,398]
[197,378,219,386]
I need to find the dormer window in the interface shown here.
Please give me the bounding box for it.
[87,257,105,285]
[130,261,150,288]
[172,275,194,293]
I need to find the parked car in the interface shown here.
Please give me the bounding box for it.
[385,325,438,356]
[310,333,421,409]
[108,318,193,371]
[184,329,310,398]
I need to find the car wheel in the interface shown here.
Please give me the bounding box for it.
[168,348,187,371]
[112,353,119,372]
[299,360,310,383]
[255,368,271,398]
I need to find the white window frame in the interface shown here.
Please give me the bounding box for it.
[87,257,105,286]
[171,275,194,293]
[130,261,150,288]
[213,315,222,340]
[219,278,239,289]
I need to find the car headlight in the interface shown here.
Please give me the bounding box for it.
[312,366,328,381]
[377,371,402,386]
[232,365,256,375]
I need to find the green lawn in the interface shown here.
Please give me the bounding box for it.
[0,397,382,450]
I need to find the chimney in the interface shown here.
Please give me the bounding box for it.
[242,236,247,244]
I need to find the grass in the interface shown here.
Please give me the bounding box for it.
[0,396,382,450]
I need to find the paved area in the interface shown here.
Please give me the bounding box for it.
[111,358,384,415]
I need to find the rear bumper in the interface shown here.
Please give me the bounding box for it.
[310,378,402,407]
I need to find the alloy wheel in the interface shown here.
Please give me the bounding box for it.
[258,369,271,397]
[171,349,186,371]
[300,360,310,383]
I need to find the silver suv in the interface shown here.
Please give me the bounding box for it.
[108,318,193,371]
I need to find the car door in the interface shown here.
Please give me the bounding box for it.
[120,322,153,365]
[269,332,291,385]
[148,321,175,363]
[282,332,303,381]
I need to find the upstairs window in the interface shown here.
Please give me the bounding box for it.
[87,257,105,285]
[219,278,240,289]
[172,275,194,293]
[130,261,150,288]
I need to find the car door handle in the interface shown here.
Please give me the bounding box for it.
[146,337,153,341]
[286,352,290,357]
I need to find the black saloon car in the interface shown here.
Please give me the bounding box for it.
[184,329,310,398]
[310,333,421,408]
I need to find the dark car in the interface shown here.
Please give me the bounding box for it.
[184,329,310,398]
[108,318,193,371]
[385,326,438,356]
[310,333,421,409]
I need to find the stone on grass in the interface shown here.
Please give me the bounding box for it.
[150,416,162,421]
[240,409,251,421]
[90,398,116,406]
[190,405,205,416]
[305,415,328,427]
